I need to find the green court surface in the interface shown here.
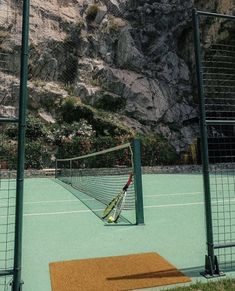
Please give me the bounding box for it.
[21,174,227,291]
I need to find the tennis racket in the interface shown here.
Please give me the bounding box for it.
[102,173,133,221]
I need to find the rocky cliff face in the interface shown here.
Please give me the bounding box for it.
[0,0,234,154]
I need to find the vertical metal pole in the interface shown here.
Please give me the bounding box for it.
[193,9,216,275]
[132,138,144,225]
[70,160,72,185]
[12,0,30,290]
[55,159,58,178]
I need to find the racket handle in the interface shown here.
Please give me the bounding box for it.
[123,173,133,191]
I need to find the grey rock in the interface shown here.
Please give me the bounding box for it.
[1,0,233,155]
[117,27,145,70]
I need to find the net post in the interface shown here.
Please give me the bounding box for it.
[12,0,30,290]
[70,160,72,185]
[132,138,144,225]
[55,159,58,179]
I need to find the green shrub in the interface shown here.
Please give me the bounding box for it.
[4,115,49,141]
[60,99,94,124]
[76,19,85,32]
[107,17,126,34]
[61,97,77,111]
[25,141,48,169]
[0,134,17,168]
[6,125,17,139]
[90,116,128,136]
[139,133,179,166]
[1,116,51,169]
[86,4,98,21]
[95,93,126,112]
[26,115,47,141]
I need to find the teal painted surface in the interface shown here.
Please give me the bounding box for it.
[21,174,222,291]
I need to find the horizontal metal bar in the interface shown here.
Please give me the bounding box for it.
[202,66,235,70]
[205,56,235,62]
[206,98,235,101]
[210,44,235,49]
[203,61,235,65]
[209,143,235,146]
[205,78,235,82]
[0,118,19,123]
[209,155,235,159]
[208,149,235,153]
[206,119,235,125]
[197,10,235,20]
[208,146,235,151]
[206,48,235,54]
[0,269,14,276]
[205,92,235,94]
[206,105,235,108]
[205,85,235,88]
[214,242,235,249]
[203,72,235,77]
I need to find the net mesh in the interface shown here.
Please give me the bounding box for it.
[0,174,16,269]
[200,14,235,269]
[56,143,136,224]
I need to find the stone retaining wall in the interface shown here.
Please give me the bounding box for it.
[142,165,202,174]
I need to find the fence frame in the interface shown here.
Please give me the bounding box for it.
[193,8,235,277]
[0,0,30,290]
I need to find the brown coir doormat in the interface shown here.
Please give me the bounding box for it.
[49,252,191,291]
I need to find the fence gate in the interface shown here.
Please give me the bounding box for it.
[0,0,29,290]
[193,9,235,277]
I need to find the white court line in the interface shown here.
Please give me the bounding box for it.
[24,198,95,205]
[145,198,235,209]
[0,209,98,218]
[25,199,78,204]
[145,191,202,197]
[145,202,204,208]
[23,209,103,217]
[22,202,204,217]
[18,198,235,217]
[24,193,201,205]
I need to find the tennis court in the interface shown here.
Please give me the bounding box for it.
[21,172,213,291]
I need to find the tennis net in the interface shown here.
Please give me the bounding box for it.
[55,141,144,224]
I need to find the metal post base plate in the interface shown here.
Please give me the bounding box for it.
[200,255,225,278]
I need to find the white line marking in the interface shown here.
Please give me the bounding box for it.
[12,198,235,218]
[24,198,96,205]
[22,202,204,217]
[145,192,202,198]
[145,202,204,208]
[23,209,104,217]
[145,198,235,209]
[24,199,78,204]
[80,198,95,201]
[23,193,202,206]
